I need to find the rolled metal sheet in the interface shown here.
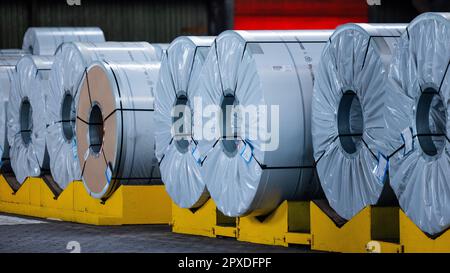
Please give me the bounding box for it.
[75,61,161,199]
[386,13,450,235]
[155,36,214,209]
[0,53,27,166]
[22,27,105,55]
[193,30,332,217]
[312,23,406,220]
[48,42,162,190]
[7,55,54,183]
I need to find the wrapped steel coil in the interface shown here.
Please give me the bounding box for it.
[0,53,27,166]
[75,61,161,199]
[312,24,406,220]
[22,27,105,55]
[48,42,163,190]
[193,30,332,217]
[386,13,450,235]
[7,55,54,183]
[155,36,214,209]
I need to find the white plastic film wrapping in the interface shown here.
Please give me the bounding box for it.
[75,61,161,199]
[312,24,406,220]
[48,42,163,190]
[386,13,450,235]
[155,36,214,209]
[0,49,28,56]
[194,30,332,217]
[7,55,54,183]
[0,53,27,165]
[22,27,105,55]
[153,44,169,61]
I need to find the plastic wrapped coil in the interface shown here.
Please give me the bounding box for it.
[75,61,161,199]
[48,42,163,190]
[312,23,406,220]
[386,13,450,235]
[22,27,105,55]
[7,55,54,183]
[193,30,332,217]
[155,36,214,209]
[0,53,27,167]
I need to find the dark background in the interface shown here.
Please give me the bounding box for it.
[0,0,449,48]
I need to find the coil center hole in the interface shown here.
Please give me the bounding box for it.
[173,95,190,153]
[88,104,104,155]
[337,90,364,155]
[61,93,76,142]
[220,94,238,157]
[19,98,33,146]
[416,88,447,157]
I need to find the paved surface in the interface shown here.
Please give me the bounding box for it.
[0,213,312,253]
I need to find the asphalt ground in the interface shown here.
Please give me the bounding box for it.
[0,213,313,253]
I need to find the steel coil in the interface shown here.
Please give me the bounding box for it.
[0,53,27,167]
[22,27,105,55]
[155,36,214,209]
[386,12,450,235]
[7,55,54,183]
[312,23,406,220]
[75,61,161,199]
[193,30,332,217]
[48,42,162,189]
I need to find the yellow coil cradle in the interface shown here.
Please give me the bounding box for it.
[0,176,172,225]
[171,198,237,238]
[399,211,450,253]
[310,201,401,253]
[238,201,311,247]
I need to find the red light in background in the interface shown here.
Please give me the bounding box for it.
[234,0,368,30]
[235,16,368,30]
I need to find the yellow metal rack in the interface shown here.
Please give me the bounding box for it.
[237,200,450,253]
[0,176,172,225]
[310,201,401,253]
[171,199,237,238]
[171,200,311,247]
[399,211,450,253]
[237,201,311,247]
